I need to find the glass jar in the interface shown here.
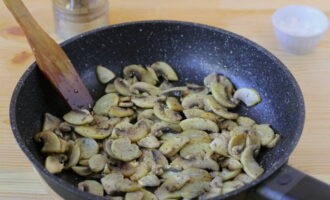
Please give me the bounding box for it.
[53,0,109,39]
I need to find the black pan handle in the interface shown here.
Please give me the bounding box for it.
[248,164,330,200]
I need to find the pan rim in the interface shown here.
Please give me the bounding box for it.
[10,20,305,199]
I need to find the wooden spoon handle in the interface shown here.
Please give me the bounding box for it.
[3,0,94,110]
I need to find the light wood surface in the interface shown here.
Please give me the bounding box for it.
[0,0,329,199]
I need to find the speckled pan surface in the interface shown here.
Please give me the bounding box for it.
[10,20,304,200]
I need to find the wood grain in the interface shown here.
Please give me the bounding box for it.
[0,0,329,199]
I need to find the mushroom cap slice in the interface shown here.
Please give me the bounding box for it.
[96,65,115,84]
[138,172,161,187]
[179,118,219,133]
[105,83,117,93]
[141,149,169,170]
[151,61,178,81]
[34,131,63,153]
[220,157,243,171]
[228,133,247,160]
[130,162,150,181]
[237,116,256,127]
[111,137,142,161]
[130,82,160,96]
[115,178,141,192]
[204,95,238,119]
[150,121,182,137]
[65,143,80,169]
[112,120,149,142]
[141,67,159,85]
[101,172,124,194]
[265,134,281,148]
[179,142,213,159]
[211,82,237,108]
[93,93,119,115]
[141,189,158,200]
[72,166,93,176]
[78,180,104,196]
[74,126,111,139]
[241,145,264,179]
[181,93,206,109]
[233,88,261,107]
[222,180,244,194]
[123,64,147,81]
[42,113,61,131]
[220,168,241,181]
[131,95,157,108]
[159,135,189,157]
[160,86,188,97]
[111,161,139,177]
[254,124,275,146]
[76,138,99,159]
[114,78,131,96]
[166,97,183,111]
[108,106,135,118]
[125,191,144,200]
[63,109,94,125]
[45,154,66,174]
[153,102,182,123]
[234,173,255,184]
[171,156,219,171]
[210,134,229,156]
[183,108,219,122]
[137,135,160,149]
[181,129,211,144]
[88,154,106,173]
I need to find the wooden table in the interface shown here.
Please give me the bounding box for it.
[0,0,329,199]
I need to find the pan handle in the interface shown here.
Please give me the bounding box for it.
[248,164,330,200]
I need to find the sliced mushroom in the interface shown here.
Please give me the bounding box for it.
[180,129,211,144]
[101,172,124,194]
[209,133,230,156]
[137,109,157,121]
[181,93,206,109]
[141,67,159,85]
[179,118,219,133]
[204,73,234,97]
[96,65,115,84]
[138,172,161,187]
[166,97,183,111]
[65,143,80,169]
[114,78,131,96]
[230,126,252,137]
[141,149,169,170]
[137,135,160,149]
[233,88,261,107]
[220,157,242,171]
[131,95,157,108]
[74,126,111,139]
[183,108,219,122]
[123,64,147,81]
[219,120,238,131]
[108,106,134,118]
[130,163,150,181]
[220,168,241,181]
[76,138,99,159]
[151,61,178,81]
[159,135,189,157]
[72,166,93,176]
[246,132,261,156]
[186,83,209,95]
[78,159,89,166]
[171,157,219,171]
[234,173,254,184]
[150,121,182,137]
[254,124,275,146]
[160,86,188,97]
[78,180,104,196]
[204,72,219,88]
[112,120,149,142]
[266,134,281,148]
[241,145,264,179]
[93,93,119,115]
[59,122,73,132]
[179,143,213,159]
[88,154,106,173]
[159,80,174,90]
[237,116,256,127]
[210,82,237,108]
[63,109,94,125]
[177,181,210,199]
[112,161,139,177]
[204,95,238,119]
[153,102,182,123]
[105,83,117,93]
[130,82,160,96]
[228,133,247,160]
[199,176,223,199]
[45,154,66,174]
[42,113,61,131]
[115,178,141,192]
[34,131,65,153]
[108,197,123,200]
[222,180,244,194]
[141,189,158,200]
[125,191,144,200]
[111,138,142,161]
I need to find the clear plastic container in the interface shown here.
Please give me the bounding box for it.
[272,5,329,54]
[53,0,109,39]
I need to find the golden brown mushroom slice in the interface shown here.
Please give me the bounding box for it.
[63,109,94,125]
[45,154,67,174]
[34,131,63,153]
[219,120,238,131]
[142,67,159,85]
[105,83,117,93]
[93,93,119,115]
[241,145,264,179]
[112,120,149,142]
[153,102,182,123]
[181,93,206,109]
[72,166,93,176]
[65,143,80,169]
[130,162,150,181]
[74,126,111,139]
[210,82,237,108]
[180,168,212,182]
[159,135,189,157]
[179,118,219,133]
[114,78,131,96]
[137,135,160,149]
[180,129,211,144]
[42,113,61,131]
[204,95,238,119]
[166,97,183,111]
[209,133,230,156]
[160,86,188,97]
[76,138,99,159]
[150,121,182,137]
[111,137,142,162]
[151,61,178,81]
[222,180,244,194]
[130,82,160,96]
[123,64,147,81]
[138,172,161,187]
[96,65,116,84]
[125,191,144,200]
[78,180,104,196]
[183,108,219,122]
[131,95,155,109]
[254,124,275,146]
[88,154,106,173]
[179,142,213,159]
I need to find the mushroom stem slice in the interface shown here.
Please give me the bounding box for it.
[96,65,116,84]
[88,154,106,173]
[179,118,219,133]
[151,61,178,81]
[78,180,104,196]
[241,145,264,179]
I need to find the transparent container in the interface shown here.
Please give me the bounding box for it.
[53,0,109,39]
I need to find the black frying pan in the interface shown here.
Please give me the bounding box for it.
[9,21,330,200]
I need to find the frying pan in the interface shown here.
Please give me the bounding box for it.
[9,20,330,200]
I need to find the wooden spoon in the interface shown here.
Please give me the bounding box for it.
[3,0,94,110]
